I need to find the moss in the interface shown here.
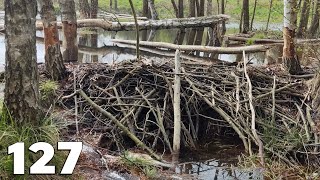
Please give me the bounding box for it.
[40,80,58,100]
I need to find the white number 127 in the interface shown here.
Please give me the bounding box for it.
[8,142,82,175]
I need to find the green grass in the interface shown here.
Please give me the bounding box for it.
[0,114,66,179]
[99,0,284,23]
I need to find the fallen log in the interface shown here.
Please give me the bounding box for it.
[112,39,270,54]
[226,36,320,44]
[0,15,229,32]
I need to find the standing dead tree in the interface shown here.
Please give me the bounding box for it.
[283,0,301,74]
[59,0,78,62]
[38,0,66,80]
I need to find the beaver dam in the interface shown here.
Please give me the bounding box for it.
[54,55,319,178]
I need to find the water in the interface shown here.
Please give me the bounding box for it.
[176,138,264,180]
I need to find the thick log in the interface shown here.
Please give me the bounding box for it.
[112,39,270,54]
[0,15,229,32]
[226,36,320,44]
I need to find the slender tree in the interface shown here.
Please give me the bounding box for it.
[129,0,140,59]
[266,0,273,31]
[142,0,149,18]
[308,0,320,38]
[297,0,310,37]
[59,0,78,62]
[242,0,250,33]
[171,0,179,18]
[283,0,301,74]
[221,0,226,34]
[4,0,40,124]
[38,0,66,80]
[187,0,196,45]
[250,0,257,30]
[79,0,90,19]
[148,0,159,20]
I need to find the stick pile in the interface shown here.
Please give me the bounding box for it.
[60,60,319,167]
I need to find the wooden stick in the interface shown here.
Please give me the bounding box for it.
[78,90,161,161]
[172,50,182,163]
[243,50,265,166]
[112,39,270,54]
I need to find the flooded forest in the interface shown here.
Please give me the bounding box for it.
[1,0,320,179]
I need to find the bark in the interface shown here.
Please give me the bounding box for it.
[59,0,78,62]
[194,0,205,47]
[142,0,149,17]
[242,0,250,33]
[171,0,179,18]
[188,0,197,45]
[308,0,320,38]
[4,0,40,124]
[44,15,228,31]
[148,0,159,20]
[297,0,310,37]
[266,0,273,31]
[174,0,185,45]
[283,0,301,74]
[112,39,270,54]
[38,0,66,80]
[79,0,90,19]
[129,0,140,59]
[221,0,226,34]
[3,15,229,32]
[178,0,184,18]
[90,0,98,18]
[250,0,257,30]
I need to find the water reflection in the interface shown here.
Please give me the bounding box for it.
[176,160,263,180]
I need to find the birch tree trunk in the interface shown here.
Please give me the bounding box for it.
[38,0,66,80]
[4,0,40,125]
[59,0,78,62]
[283,0,301,74]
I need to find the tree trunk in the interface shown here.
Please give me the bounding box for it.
[221,0,226,34]
[79,0,90,19]
[266,0,273,31]
[283,0,301,74]
[194,0,205,47]
[297,0,310,37]
[114,0,118,11]
[142,0,149,18]
[308,0,320,38]
[4,0,40,124]
[242,0,250,33]
[187,0,197,45]
[59,0,78,62]
[174,0,185,45]
[90,0,98,18]
[148,0,159,20]
[171,0,179,18]
[26,15,229,31]
[250,0,257,30]
[38,0,66,80]
[178,0,184,18]
[129,0,140,59]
